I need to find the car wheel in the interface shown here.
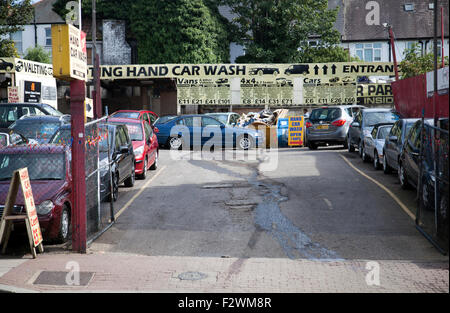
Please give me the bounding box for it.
[139,158,148,179]
[422,178,434,211]
[362,145,369,162]
[150,152,158,170]
[358,141,363,158]
[343,139,348,149]
[440,194,448,221]
[273,71,279,76]
[398,162,410,189]
[347,136,355,152]
[258,70,263,76]
[108,174,119,202]
[237,135,253,150]
[373,152,381,170]
[168,136,183,150]
[308,142,318,150]
[124,165,135,187]
[56,205,70,243]
[383,153,391,174]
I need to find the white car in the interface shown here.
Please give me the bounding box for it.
[362,123,394,170]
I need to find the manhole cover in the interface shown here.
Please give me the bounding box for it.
[33,271,94,286]
[177,271,208,281]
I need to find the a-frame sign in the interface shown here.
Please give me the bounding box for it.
[0,168,44,258]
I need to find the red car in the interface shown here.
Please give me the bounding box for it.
[108,117,159,179]
[110,110,159,126]
[0,145,72,243]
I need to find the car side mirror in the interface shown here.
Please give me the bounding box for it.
[389,136,398,142]
[120,145,129,154]
[220,124,225,129]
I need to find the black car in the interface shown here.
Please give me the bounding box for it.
[249,67,280,75]
[50,123,136,202]
[0,58,14,71]
[0,102,65,128]
[9,115,70,144]
[284,64,310,75]
[383,118,420,174]
[398,119,441,210]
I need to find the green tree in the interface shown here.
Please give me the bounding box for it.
[399,43,449,79]
[52,0,230,63]
[220,0,349,63]
[0,0,34,57]
[23,45,51,64]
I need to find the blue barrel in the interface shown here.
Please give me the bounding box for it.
[277,118,289,147]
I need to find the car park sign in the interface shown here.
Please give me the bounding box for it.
[51,24,87,81]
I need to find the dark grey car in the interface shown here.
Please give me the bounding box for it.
[382,118,420,174]
[347,108,400,156]
[306,105,365,150]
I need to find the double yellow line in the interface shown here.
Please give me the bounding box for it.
[340,154,415,220]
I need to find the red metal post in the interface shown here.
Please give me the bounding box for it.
[70,79,86,253]
[389,27,400,81]
[441,7,445,68]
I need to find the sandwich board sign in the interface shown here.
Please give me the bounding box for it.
[288,116,304,146]
[0,168,44,258]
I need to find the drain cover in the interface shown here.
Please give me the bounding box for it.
[177,271,208,281]
[33,271,94,286]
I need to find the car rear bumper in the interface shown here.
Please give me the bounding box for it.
[306,127,348,143]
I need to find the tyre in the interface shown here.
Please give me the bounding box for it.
[398,162,410,189]
[168,136,183,150]
[237,135,254,150]
[358,141,363,158]
[56,205,70,243]
[361,145,369,162]
[107,174,119,202]
[347,136,355,152]
[343,139,348,149]
[308,141,318,150]
[273,71,279,76]
[422,178,435,211]
[124,165,135,187]
[373,151,381,170]
[258,70,263,76]
[138,158,148,179]
[150,151,158,170]
[383,153,391,174]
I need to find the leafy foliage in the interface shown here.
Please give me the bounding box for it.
[399,43,449,79]
[24,45,52,64]
[0,0,34,57]
[52,0,230,63]
[220,0,349,63]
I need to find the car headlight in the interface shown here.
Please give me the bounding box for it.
[134,145,145,158]
[36,200,54,215]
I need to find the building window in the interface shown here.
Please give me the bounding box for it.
[429,3,434,10]
[355,43,382,62]
[10,31,22,54]
[45,28,52,46]
[404,4,414,11]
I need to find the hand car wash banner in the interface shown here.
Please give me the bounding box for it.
[86,62,395,106]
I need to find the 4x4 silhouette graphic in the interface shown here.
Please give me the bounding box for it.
[284,64,310,75]
[249,67,280,76]
[0,59,14,72]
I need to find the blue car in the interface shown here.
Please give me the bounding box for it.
[154,114,263,150]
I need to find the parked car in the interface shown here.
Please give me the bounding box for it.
[108,117,159,179]
[284,64,310,75]
[154,115,263,150]
[362,123,394,169]
[110,110,159,126]
[9,115,70,144]
[347,108,400,156]
[155,115,177,124]
[305,105,365,150]
[0,103,65,128]
[205,112,241,127]
[49,123,136,202]
[398,119,436,209]
[0,128,29,147]
[0,145,72,243]
[382,118,420,174]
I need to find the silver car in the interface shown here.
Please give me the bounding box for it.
[205,112,241,127]
[362,123,394,169]
[306,105,365,150]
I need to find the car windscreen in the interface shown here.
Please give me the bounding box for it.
[155,116,176,124]
[112,112,140,119]
[377,126,392,139]
[309,108,342,123]
[110,122,143,141]
[11,121,61,143]
[363,112,399,127]
[0,153,65,181]
[41,104,64,116]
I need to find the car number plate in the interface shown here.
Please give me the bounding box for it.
[317,125,329,130]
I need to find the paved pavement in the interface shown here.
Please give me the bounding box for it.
[0,147,448,292]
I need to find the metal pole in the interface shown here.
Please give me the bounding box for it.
[389,26,399,81]
[441,7,445,68]
[92,0,102,118]
[78,0,82,30]
[433,0,439,235]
